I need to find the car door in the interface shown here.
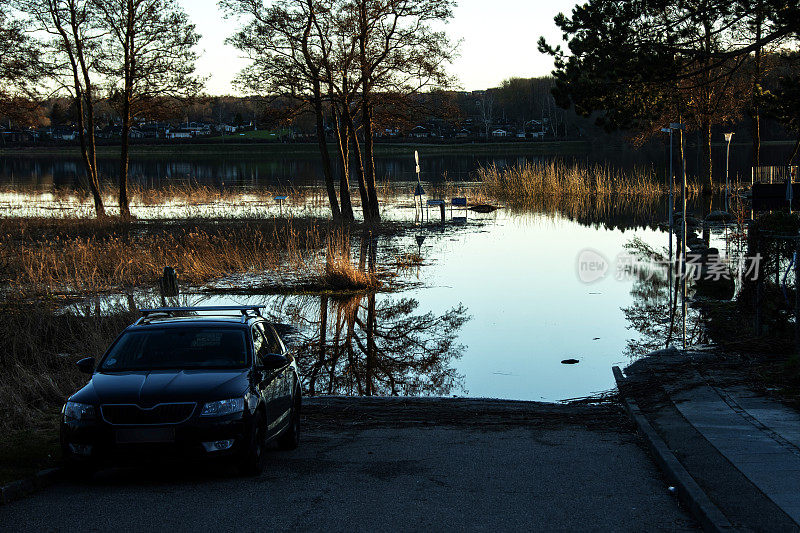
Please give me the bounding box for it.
[251,324,281,432]
[263,323,292,420]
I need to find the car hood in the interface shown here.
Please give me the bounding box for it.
[70,369,249,406]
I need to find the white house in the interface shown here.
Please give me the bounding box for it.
[491,129,509,138]
[165,129,193,139]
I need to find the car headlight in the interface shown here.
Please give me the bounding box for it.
[63,401,96,422]
[200,398,245,417]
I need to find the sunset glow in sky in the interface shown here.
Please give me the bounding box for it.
[180,0,580,95]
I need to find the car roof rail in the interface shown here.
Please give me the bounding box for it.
[136,306,266,324]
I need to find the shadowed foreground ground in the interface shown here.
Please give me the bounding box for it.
[0,398,696,532]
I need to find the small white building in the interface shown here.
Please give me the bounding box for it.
[491,129,509,138]
[165,129,192,139]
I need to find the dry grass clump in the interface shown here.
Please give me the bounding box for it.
[393,253,424,270]
[478,161,708,208]
[318,231,382,291]
[0,217,325,295]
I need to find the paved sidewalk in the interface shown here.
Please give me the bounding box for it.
[621,349,800,532]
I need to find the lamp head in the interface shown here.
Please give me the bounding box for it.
[724,133,734,142]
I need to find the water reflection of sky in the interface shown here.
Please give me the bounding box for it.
[404,211,664,400]
[70,209,669,401]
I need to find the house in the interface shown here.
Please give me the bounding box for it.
[218,124,239,134]
[184,122,211,136]
[409,126,430,138]
[1,130,38,143]
[49,126,79,141]
[165,128,193,139]
[491,129,509,138]
[455,129,470,139]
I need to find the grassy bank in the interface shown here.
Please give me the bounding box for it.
[0,140,590,158]
[0,215,394,297]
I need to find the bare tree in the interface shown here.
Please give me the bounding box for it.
[93,0,202,218]
[475,91,494,140]
[226,0,456,224]
[14,0,108,216]
[223,0,348,221]
[348,0,457,222]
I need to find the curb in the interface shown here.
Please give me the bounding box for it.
[612,366,735,533]
[0,467,62,506]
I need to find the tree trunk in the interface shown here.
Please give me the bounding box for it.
[311,90,341,221]
[360,100,380,222]
[332,104,354,222]
[59,15,104,217]
[752,4,763,168]
[702,119,713,194]
[309,294,328,396]
[119,87,132,218]
[73,87,105,217]
[365,291,376,396]
[343,107,370,220]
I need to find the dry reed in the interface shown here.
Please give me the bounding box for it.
[0,217,325,295]
[478,161,710,208]
[319,231,382,291]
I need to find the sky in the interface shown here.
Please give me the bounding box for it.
[180,0,580,95]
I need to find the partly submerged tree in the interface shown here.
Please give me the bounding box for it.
[224,0,457,224]
[223,0,348,221]
[14,0,108,216]
[94,0,202,218]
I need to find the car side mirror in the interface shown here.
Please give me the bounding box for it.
[258,352,289,370]
[76,357,95,375]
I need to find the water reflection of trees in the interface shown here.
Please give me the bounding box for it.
[622,238,706,358]
[511,194,725,232]
[270,293,469,396]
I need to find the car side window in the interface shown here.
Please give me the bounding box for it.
[263,324,283,354]
[251,325,267,359]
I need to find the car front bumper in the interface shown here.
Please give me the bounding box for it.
[60,413,252,465]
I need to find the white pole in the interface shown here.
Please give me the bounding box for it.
[725,133,733,213]
[662,126,675,296]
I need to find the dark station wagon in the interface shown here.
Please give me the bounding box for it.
[60,306,301,475]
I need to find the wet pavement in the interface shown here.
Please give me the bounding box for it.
[0,398,696,532]
[621,350,800,532]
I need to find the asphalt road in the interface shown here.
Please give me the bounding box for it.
[0,398,696,532]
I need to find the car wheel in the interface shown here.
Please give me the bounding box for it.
[277,386,301,450]
[238,412,267,476]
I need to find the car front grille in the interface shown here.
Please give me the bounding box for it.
[101,403,196,425]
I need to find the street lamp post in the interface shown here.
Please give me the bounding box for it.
[669,122,687,349]
[661,127,675,297]
[724,133,734,212]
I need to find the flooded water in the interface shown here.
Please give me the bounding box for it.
[5,147,748,401]
[56,198,727,401]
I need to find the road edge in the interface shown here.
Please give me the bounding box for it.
[0,467,62,506]
[612,366,734,533]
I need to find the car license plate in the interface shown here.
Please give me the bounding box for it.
[115,428,175,444]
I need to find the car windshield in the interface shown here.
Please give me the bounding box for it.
[99,327,249,371]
